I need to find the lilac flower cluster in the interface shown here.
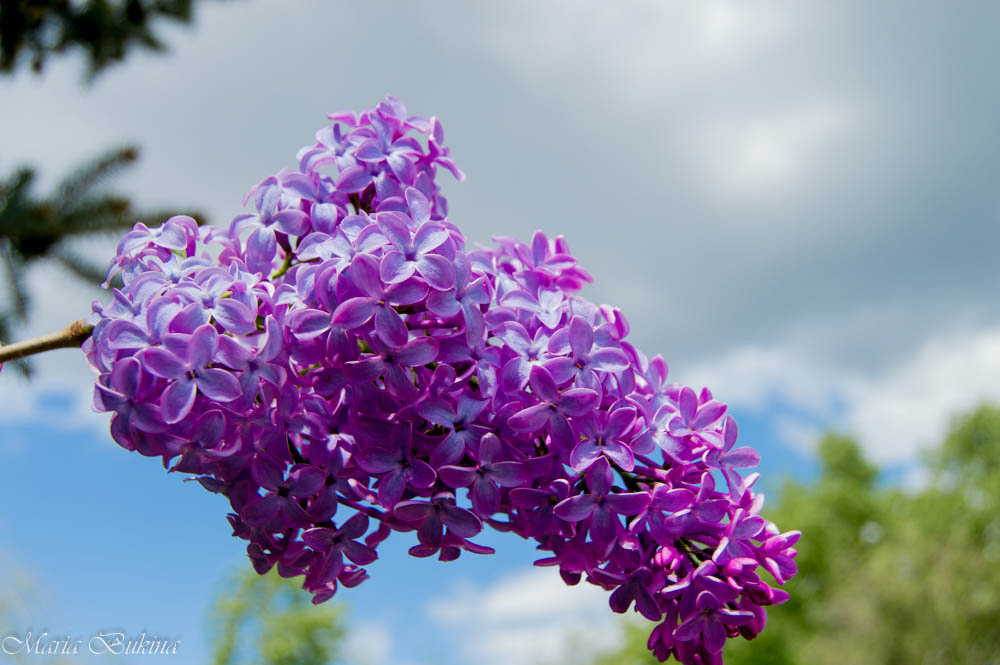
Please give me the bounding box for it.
[83,97,798,664]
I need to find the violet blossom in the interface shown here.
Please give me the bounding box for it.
[80,97,799,664]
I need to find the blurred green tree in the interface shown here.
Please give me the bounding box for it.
[0,0,205,79]
[0,556,70,665]
[210,567,347,665]
[0,1,211,374]
[0,146,201,376]
[590,404,1000,665]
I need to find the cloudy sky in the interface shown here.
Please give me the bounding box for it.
[2,2,999,664]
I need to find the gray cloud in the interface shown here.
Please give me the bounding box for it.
[2,0,998,400]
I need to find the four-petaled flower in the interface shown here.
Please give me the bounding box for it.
[438,434,528,516]
[675,591,755,654]
[509,365,599,447]
[546,315,630,389]
[332,254,428,347]
[417,396,490,467]
[570,405,645,472]
[553,458,650,548]
[377,212,455,290]
[426,253,490,344]
[668,386,727,447]
[393,492,483,552]
[705,415,761,499]
[242,455,326,528]
[303,513,379,585]
[141,324,242,423]
[354,424,437,508]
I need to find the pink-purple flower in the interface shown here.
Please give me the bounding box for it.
[82,97,799,665]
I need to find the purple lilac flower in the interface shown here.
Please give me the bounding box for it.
[376,212,455,290]
[353,424,436,508]
[82,97,799,665]
[438,433,528,516]
[675,591,755,654]
[508,365,600,448]
[569,405,642,472]
[331,254,428,347]
[705,415,761,499]
[426,253,490,345]
[417,395,490,467]
[141,324,241,423]
[393,491,483,551]
[554,457,650,549]
[302,513,378,585]
[242,455,326,528]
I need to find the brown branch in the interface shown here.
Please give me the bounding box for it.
[0,320,92,364]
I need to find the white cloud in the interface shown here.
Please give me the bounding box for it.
[425,567,622,665]
[426,0,789,100]
[697,0,787,62]
[700,101,856,191]
[774,417,822,456]
[343,621,392,665]
[685,343,838,414]
[688,325,1000,465]
[842,328,1000,461]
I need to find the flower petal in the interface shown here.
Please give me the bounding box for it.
[355,447,401,474]
[605,491,650,516]
[508,403,552,433]
[379,251,415,284]
[568,316,594,358]
[196,368,241,401]
[242,494,281,526]
[161,378,196,424]
[558,388,599,416]
[374,306,409,347]
[416,254,455,291]
[143,348,188,379]
[553,494,597,522]
[441,504,482,538]
[438,465,477,488]
[471,477,501,516]
[331,297,378,329]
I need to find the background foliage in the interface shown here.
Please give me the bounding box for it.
[0,147,201,374]
[1,0,202,78]
[0,0,204,375]
[211,566,346,665]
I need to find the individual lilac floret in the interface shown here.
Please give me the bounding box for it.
[554,458,650,549]
[141,324,241,423]
[377,212,455,290]
[242,455,326,528]
[417,396,490,467]
[302,513,378,586]
[93,356,166,447]
[331,254,428,347]
[438,434,528,516]
[705,415,761,499]
[675,591,756,654]
[353,424,436,508]
[508,365,599,447]
[569,405,643,472]
[82,96,798,665]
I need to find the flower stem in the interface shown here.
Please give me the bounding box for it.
[676,537,703,570]
[336,494,388,524]
[0,319,92,364]
[270,253,295,279]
